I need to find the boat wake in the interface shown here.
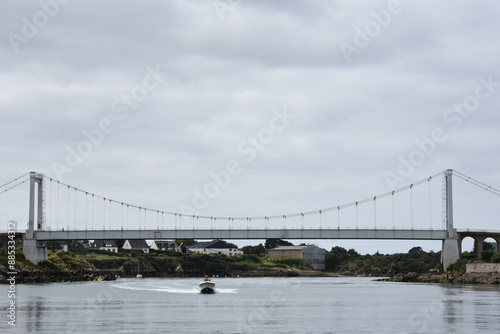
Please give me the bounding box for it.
[112,282,238,294]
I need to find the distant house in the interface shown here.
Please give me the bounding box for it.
[188,240,242,257]
[123,239,150,253]
[269,245,327,270]
[151,240,178,252]
[90,240,118,253]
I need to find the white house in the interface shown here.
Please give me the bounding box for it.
[122,239,150,253]
[188,240,242,257]
[150,240,179,251]
[90,240,118,253]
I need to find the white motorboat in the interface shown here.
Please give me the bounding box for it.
[198,281,216,294]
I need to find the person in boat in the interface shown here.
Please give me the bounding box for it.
[203,275,210,282]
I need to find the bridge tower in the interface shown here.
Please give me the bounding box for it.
[441,169,460,271]
[23,171,48,264]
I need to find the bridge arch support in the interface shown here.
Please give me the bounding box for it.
[459,233,500,259]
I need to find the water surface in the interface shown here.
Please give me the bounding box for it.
[1,277,499,333]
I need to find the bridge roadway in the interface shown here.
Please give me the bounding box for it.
[33,228,449,241]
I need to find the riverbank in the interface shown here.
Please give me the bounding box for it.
[2,249,497,284]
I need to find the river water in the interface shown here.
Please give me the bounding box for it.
[1,276,500,333]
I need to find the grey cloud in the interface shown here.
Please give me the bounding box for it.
[1,0,499,254]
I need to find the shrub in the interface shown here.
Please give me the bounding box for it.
[447,259,469,273]
[88,258,127,269]
[238,254,262,263]
[481,250,495,263]
[490,253,500,263]
[229,262,255,271]
[145,256,179,274]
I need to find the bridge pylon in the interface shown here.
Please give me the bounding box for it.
[23,171,48,264]
[441,169,460,271]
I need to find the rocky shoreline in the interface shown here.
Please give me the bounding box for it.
[381,272,500,284]
[0,266,116,284]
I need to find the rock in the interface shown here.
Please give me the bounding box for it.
[388,272,500,284]
[281,269,300,277]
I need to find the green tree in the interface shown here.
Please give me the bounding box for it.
[347,248,360,259]
[216,240,239,249]
[242,244,266,256]
[265,239,294,249]
[409,247,423,254]
[325,246,350,271]
[176,239,198,247]
[69,240,89,252]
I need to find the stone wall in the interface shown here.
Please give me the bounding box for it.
[466,263,500,273]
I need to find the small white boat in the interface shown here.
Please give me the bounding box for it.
[198,281,216,294]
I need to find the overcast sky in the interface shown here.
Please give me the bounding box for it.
[1,0,499,254]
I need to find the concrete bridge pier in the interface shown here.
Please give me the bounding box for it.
[22,239,47,265]
[442,237,460,271]
[441,169,460,272]
[22,171,48,265]
[475,235,487,258]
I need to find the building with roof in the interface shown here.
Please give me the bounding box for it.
[90,240,118,253]
[269,245,327,270]
[150,240,179,252]
[188,240,242,257]
[122,239,150,253]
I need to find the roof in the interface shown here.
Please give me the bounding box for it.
[269,246,307,251]
[153,240,177,247]
[90,240,118,248]
[270,245,327,253]
[189,240,235,249]
[126,239,149,249]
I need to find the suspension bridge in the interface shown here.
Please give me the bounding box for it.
[1,169,499,271]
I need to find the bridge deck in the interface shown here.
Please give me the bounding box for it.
[33,229,448,240]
